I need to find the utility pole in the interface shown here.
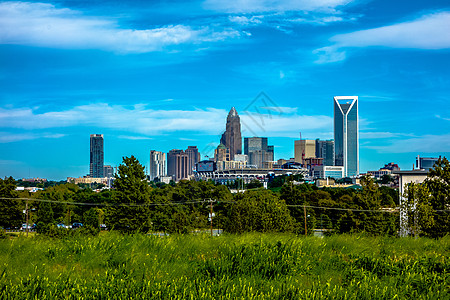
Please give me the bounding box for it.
[304,205,307,236]
[25,198,29,237]
[207,198,216,237]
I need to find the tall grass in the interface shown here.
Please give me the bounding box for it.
[0,233,448,299]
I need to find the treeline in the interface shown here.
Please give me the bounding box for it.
[1,156,449,238]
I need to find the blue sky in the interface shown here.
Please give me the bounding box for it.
[0,0,449,180]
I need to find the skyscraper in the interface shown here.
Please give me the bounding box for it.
[90,134,104,178]
[315,139,334,166]
[244,137,274,168]
[149,150,166,181]
[334,96,359,177]
[220,107,242,160]
[294,139,316,165]
[167,149,188,182]
[185,146,200,175]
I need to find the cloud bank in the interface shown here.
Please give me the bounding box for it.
[315,11,450,63]
[0,2,243,53]
[0,104,333,142]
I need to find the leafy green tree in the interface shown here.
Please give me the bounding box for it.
[0,177,22,229]
[225,190,294,233]
[107,156,152,233]
[422,157,450,237]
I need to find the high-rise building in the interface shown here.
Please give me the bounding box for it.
[244,137,274,167]
[214,143,230,162]
[149,150,166,181]
[244,137,268,155]
[90,134,104,178]
[167,149,188,182]
[220,107,242,160]
[185,146,200,175]
[103,165,114,178]
[315,139,334,166]
[334,96,359,177]
[294,139,315,165]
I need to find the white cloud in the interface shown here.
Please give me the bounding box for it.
[436,114,450,121]
[315,11,450,63]
[0,2,243,53]
[204,0,354,13]
[228,15,264,25]
[0,104,333,140]
[360,131,415,139]
[0,132,66,143]
[117,135,153,140]
[365,134,450,153]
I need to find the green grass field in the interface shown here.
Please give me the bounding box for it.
[0,233,448,299]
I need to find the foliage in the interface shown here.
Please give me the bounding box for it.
[107,156,152,234]
[0,177,22,229]
[224,190,294,233]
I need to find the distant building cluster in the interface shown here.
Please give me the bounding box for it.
[64,96,443,187]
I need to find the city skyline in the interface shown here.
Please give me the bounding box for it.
[0,0,449,180]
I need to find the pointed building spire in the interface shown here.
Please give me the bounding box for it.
[220,107,242,160]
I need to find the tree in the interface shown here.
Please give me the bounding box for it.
[0,177,22,229]
[107,156,152,233]
[224,190,294,233]
[423,157,450,237]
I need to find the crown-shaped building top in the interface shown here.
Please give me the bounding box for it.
[220,107,242,160]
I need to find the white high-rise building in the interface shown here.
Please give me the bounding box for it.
[149,150,166,181]
[334,96,359,177]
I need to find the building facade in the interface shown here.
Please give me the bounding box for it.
[167,149,188,182]
[103,165,114,178]
[90,134,104,178]
[294,139,316,165]
[416,155,440,171]
[185,146,201,175]
[311,165,345,179]
[334,96,359,177]
[149,150,166,181]
[316,139,334,166]
[220,107,242,160]
[244,137,274,168]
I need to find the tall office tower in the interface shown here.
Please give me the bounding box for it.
[334,96,359,177]
[103,165,114,178]
[244,137,268,155]
[185,146,200,175]
[315,139,335,166]
[220,107,242,160]
[167,149,188,182]
[149,150,166,181]
[90,134,104,178]
[294,139,316,164]
[244,137,274,167]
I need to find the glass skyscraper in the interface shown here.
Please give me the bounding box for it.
[334,96,359,177]
[90,134,104,178]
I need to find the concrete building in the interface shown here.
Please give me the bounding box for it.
[185,146,201,175]
[334,96,359,177]
[103,165,114,178]
[394,170,428,237]
[294,139,316,165]
[416,155,440,171]
[167,149,188,182]
[149,150,166,181]
[367,163,400,179]
[248,150,273,169]
[316,139,334,166]
[244,137,274,168]
[214,143,230,162]
[311,165,345,179]
[220,107,242,160]
[90,134,104,178]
